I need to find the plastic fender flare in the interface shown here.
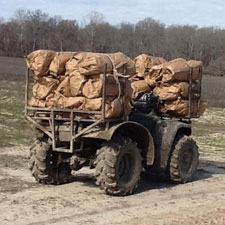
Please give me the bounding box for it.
[108,121,155,166]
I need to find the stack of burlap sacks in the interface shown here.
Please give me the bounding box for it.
[131,54,206,117]
[26,50,134,119]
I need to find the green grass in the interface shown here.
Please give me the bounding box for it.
[0,80,34,148]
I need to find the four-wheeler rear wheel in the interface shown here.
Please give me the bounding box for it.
[168,135,199,184]
[29,138,71,184]
[94,137,142,196]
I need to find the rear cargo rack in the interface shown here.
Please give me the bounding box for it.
[25,66,127,153]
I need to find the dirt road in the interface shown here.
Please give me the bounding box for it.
[0,144,225,225]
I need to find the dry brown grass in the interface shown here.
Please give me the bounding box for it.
[0,56,26,81]
[202,75,225,107]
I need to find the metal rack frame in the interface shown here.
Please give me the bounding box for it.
[25,66,125,153]
[160,65,203,122]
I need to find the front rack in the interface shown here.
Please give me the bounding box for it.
[160,66,203,122]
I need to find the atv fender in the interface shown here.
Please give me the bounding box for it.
[151,119,192,171]
[83,121,155,166]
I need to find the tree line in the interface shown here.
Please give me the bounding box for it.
[1,9,225,75]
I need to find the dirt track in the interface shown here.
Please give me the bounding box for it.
[0,145,225,225]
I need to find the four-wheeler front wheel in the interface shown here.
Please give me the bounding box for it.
[168,135,199,184]
[94,137,142,196]
[29,138,71,184]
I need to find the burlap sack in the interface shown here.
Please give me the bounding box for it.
[105,98,124,118]
[65,57,79,75]
[63,97,85,109]
[82,74,121,99]
[107,52,136,75]
[45,93,63,108]
[69,72,86,97]
[135,54,166,77]
[33,77,58,100]
[82,74,131,99]
[153,82,200,100]
[68,52,113,76]
[55,76,71,97]
[161,58,191,83]
[26,50,56,76]
[84,97,131,119]
[187,60,203,80]
[82,76,103,99]
[67,52,135,76]
[144,64,163,87]
[131,80,152,100]
[84,98,102,111]
[159,99,206,117]
[28,97,46,107]
[49,52,75,76]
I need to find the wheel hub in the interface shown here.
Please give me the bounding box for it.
[180,149,193,172]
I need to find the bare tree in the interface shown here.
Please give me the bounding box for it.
[1,9,225,75]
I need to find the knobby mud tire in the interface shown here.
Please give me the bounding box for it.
[95,138,142,196]
[168,135,199,184]
[29,138,71,185]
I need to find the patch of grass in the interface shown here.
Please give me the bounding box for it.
[0,119,32,147]
[192,108,225,160]
[0,56,26,78]
[202,75,225,108]
[0,79,34,148]
[0,102,24,119]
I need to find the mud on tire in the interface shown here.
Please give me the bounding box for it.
[168,135,199,184]
[29,138,71,184]
[94,138,142,196]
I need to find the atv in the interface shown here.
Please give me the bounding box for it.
[25,69,199,196]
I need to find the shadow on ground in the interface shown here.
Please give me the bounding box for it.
[68,159,225,195]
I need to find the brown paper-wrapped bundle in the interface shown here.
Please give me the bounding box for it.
[30,94,130,119]
[65,58,86,97]
[145,58,203,86]
[28,50,134,119]
[63,97,86,109]
[187,60,203,80]
[82,74,119,99]
[32,77,58,99]
[82,74,133,99]
[107,52,136,74]
[159,99,207,117]
[26,50,56,76]
[135,54,166,77]
[43,94,85,109]
[131,80,152,100]
[144,64,163,87]
[28,97,46,107]
[84,97,130,119]
[153,82,200,101]
[55,76,71,97]
[49,52,76,76]
[67,52,135,76]
[69,73,86,97]
[161,58,190,83]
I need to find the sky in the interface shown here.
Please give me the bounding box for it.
[1,0,225,28]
